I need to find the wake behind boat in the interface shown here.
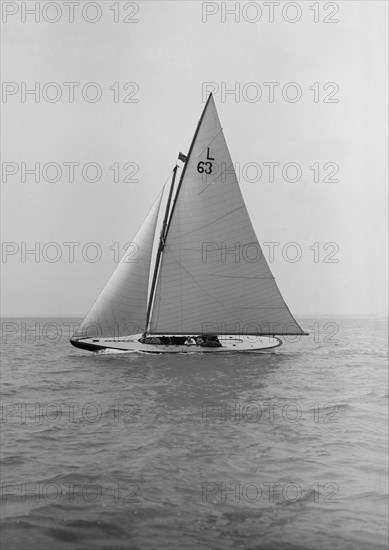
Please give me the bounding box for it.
[70,94,307,354]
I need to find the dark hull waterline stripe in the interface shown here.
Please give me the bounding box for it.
[70,339,128,352]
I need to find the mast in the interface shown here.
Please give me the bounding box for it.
[164,93,213,237]
[145,94,213,334]
[145,165,178,333]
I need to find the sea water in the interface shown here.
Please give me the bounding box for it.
[1,317,388,550]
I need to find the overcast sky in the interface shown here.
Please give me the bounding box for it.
[1,0,388,317]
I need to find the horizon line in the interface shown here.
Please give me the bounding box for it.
[1,313,388,319]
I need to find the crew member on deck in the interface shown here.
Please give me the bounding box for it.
[185,336,196,346]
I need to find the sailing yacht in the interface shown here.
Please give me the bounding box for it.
[70,94,307,353]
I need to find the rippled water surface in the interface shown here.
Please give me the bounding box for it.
[1,317,388,550]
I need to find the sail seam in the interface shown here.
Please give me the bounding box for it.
[197,128,224,157]
[162,247,269,328]
[168,205,245,240]
[208,275,275,280]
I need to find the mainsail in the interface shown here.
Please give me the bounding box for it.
[73,95,304,341]
[73,192,163,339]
[149,94,305,336]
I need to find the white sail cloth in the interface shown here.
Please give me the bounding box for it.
[74,193,162,338]
[150,95,304,336]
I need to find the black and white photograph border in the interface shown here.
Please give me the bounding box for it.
[1,2,388,549]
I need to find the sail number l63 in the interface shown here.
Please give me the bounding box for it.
[197,161,213,174]
[197,147,215,174]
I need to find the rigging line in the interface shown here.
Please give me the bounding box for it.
[146,165,178,334]
[160,168,175,194]
[177,192,183,332]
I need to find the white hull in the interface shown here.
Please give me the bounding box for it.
[70,334,282,354]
